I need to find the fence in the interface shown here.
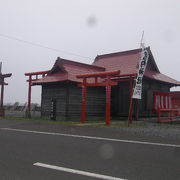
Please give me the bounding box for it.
[4,102,41,118]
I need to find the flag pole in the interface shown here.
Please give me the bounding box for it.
[135,31,145,121]
[140,31,144,47]
[0,62,2,74]
[128,31,146,125]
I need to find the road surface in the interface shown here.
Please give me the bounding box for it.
[0,119,180,180]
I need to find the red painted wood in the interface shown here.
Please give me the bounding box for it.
[77,70,120,78]
[105,85,111,126]
[28,75,32,117]
[81,79,87,123]
[0,77,4,108]
[25,71,49,117]
[154,91,180,122]
[77,71,121,125]
[25,70,50,76]
[77,81,118,87]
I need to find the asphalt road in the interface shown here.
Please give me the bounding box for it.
[0,119,180,180]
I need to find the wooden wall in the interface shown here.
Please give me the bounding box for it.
[111,81,130,117]
[41,83,67,120]
[111,79,171,117]
[41,82,105,120]
[41,79,171,120]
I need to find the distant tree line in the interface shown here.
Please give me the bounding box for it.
[4,102,41,111]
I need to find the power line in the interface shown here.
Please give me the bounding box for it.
[0,33,91,60]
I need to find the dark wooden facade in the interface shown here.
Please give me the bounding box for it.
[41,82,106,120]
[40,78,171,120]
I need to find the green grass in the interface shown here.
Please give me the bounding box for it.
[2,116,180,129]
[4,116,41,121]
[3,116,82,125]
[74,120,147,128]
[2,115,133,127]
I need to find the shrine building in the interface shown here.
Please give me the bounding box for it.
[25,47,180,121]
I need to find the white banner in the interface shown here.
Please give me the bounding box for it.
[132,46,149,99]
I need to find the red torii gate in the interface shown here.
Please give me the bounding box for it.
[25,70,50,117]
[77,70,120,126]
[0,73,12,116]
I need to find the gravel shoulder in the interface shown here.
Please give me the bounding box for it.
[0,117,180,145]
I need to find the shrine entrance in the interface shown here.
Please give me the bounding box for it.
[77,71,137,125]
[77,70,120,125]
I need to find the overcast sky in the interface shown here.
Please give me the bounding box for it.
[0,0,180,104]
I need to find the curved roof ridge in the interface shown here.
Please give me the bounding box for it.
[55,57,105,71]
[94,48,142,62]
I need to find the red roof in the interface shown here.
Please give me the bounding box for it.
[93,48,141,75]
[144,70,180,85]
[33,58,105,84]
[32,48,180,86]
[93,48,180,86]
[33,72,68,84]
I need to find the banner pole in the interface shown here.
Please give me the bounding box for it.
[128,76,133,126]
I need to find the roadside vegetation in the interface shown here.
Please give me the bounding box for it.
[3,116,180,129]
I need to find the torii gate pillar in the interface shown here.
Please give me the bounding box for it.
[0,73,12,116]
[25,70,50,118]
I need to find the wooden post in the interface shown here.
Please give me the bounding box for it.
[0,77,4,109]
[27,75,32,118]
[135,99,139,121]
[105,85,111,126]
[0,70,12,116]
[25,71,49,118]
[128,77,133,126]
[81,78,87,123]
[105,76,111,126]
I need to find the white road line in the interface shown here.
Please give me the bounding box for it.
[1,127,180,148]
[34,162,127,180]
